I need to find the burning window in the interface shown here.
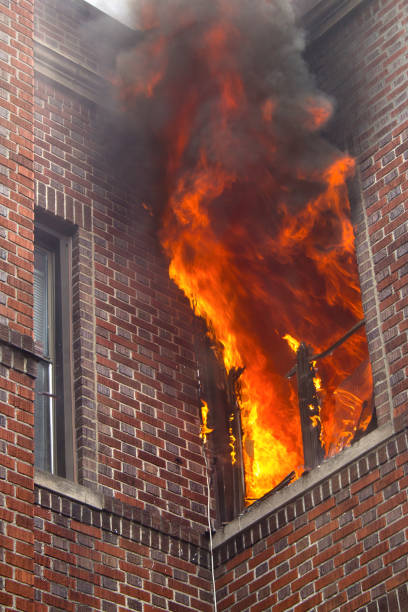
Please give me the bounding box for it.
[196,312,374,521]
[284,321,375,470]
[112,0,376,515]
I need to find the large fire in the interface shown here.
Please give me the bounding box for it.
[114,0,373,501]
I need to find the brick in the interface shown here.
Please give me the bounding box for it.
[5,2,408,612]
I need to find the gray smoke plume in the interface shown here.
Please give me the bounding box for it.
[113,0,337,201]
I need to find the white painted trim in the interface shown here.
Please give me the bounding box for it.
[79,0,366,36]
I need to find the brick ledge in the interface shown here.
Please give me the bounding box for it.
[213,422,394,555]
[34,39,111,105]
[35,469,103,508]
[35,470,210,556]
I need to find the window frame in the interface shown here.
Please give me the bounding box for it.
[200,317,376,524]
[34,223,75,480]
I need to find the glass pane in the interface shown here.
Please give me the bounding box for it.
[34,361,52,471]
[34,247,50,357]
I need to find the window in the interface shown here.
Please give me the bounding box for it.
[199,316,376,526]
[286,320,376,470]
[34,225,75,479]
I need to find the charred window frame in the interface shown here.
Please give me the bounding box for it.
[34,224,75,480]
[199,318,377,525]
[197,333,246,526]
[287,320,377,474]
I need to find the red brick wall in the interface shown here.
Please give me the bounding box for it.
[0,0,35,610]
[34,0,101,73]
[31,0,214,606]
[307,0,408,431]
[2,0,407,610]
[34,4,209,532]
[34,486,211,611]
[0,0,34,338]
[0,341,36,611]
[214,432,408,611]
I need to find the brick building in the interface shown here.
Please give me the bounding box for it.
[0,0,407,611]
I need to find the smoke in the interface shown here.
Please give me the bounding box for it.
[113,0,340,208]
[113,0,356,342]
[110,0,371,497]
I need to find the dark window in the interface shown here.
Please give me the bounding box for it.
[34,226,75,479]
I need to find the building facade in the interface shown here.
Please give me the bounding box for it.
[0,0,407,610]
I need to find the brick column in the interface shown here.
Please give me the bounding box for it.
[0,0,35,609]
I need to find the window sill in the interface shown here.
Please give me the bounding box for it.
[212,422,394,548]
[34,469,103,509]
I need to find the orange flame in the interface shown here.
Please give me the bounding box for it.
[162,150,372,500]
[115,1,374,502]
[312,362,322,392]
[304,96,333,131]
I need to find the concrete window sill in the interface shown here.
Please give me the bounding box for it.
[34,469,103,509]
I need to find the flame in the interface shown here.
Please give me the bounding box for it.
[312,362,322,392]
[199,400,214,443]
[310,413,321,428]
[262,98,276,122]
[229,413,237,465]
[283,334,300,354]
[161,150,372,501]
[115,36,167,100]
[284,335,324,439]
[283,336,322,393]
[114,0,374,502]
[304,96,333,130]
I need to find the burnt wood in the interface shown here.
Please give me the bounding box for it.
[195,329,245,525]
[296,343,325,470]
[286,319,365,379]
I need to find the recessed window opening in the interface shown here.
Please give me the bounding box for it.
[199,307,375,525]
[34,225,75,480]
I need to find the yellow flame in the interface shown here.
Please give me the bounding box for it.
[308,403,323,445]
[199,400,214,443]
[311,360,322,391]
[283,333,300,354]
[228,413,237,465]
[310,414,320,428]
